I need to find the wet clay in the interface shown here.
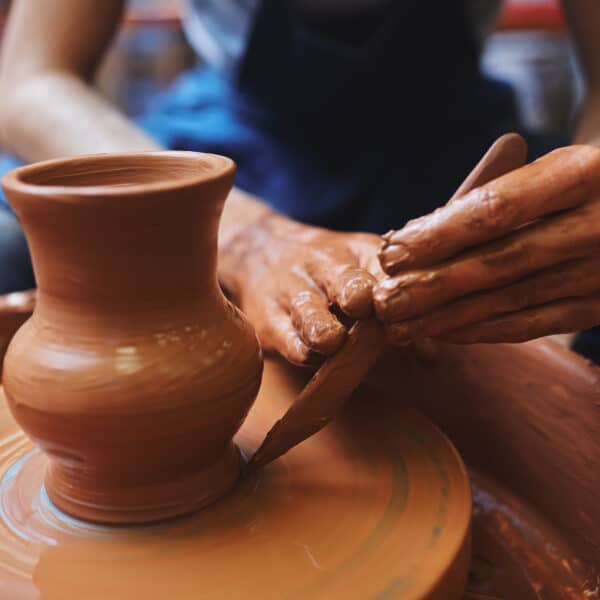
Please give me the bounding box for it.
[0,152,263,524]
[0,293,596,597]
[249,319,386,469]
[370,339,600,573]
[251,134,529,469]
[0,359,472,599]
[468,472,598,599]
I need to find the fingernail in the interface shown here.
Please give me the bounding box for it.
[304,315,346,356]
[340,275,373,318]
[380,244,411,264]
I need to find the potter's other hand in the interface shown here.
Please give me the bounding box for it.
[375,145,600,344]
[219,208,382,365]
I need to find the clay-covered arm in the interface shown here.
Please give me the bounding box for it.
[0,0,383,366]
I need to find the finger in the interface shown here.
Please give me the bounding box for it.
[255,299,314,366]
[387,255,600,342]
[281,270,347,355]
[380,145,600,273]
[350,233,388,281]
[381,132,527,274]
[440,294,600,344]
[374,201,600,322]
[308,258,377,319]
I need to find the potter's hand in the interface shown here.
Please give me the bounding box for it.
[375,145,600,344]
[219,210,381,365]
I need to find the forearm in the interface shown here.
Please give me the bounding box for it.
[0,67,281,277]
[0,71,159,160]
[0,0,286,301]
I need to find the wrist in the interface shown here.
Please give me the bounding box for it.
[218,188,291,297]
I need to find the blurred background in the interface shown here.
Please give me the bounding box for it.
[0,0,586,135]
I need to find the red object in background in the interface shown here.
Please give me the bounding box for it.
[123,3,182,29]
[497,0,565,32]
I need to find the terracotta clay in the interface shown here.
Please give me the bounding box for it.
[249,319,386,469]
[468,472,597,599]
[370,340,600,573]
[250,134,528,469]
[0,293,596,596]
[0,360,472,599]
[0,152,263,524]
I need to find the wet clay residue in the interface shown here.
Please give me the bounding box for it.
[469,472,599,599]
[0,152,264,524]
[0,359,472,599]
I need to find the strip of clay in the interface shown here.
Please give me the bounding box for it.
[248,319,386,470]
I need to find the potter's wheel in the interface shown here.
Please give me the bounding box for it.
[0,361,471,599]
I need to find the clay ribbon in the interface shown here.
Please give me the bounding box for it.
[248,133,528,470]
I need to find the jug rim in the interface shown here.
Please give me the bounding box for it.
[1,151,235,202]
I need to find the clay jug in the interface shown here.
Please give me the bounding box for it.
[1,152,263,524]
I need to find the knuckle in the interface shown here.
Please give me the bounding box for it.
[480,240,530,272]
[291,289,319,311]
[471,189,519,234]
[334,264,357,280]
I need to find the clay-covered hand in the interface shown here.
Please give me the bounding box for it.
[375,145,600,344]
[219,213,382,365]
